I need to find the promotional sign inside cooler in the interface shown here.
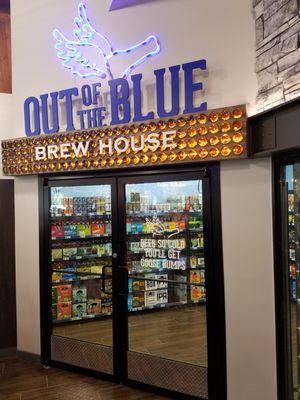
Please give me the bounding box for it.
[145,290,157,307]
[145,274,157,291]
[156,274,168,289]
[156,289,168,304]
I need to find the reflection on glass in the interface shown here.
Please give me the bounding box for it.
[50,185,113,347]
[126,179,207,366]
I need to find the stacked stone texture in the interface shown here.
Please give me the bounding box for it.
[253,0,300,110]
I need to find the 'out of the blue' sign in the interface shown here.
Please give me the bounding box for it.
[24,59,207,136]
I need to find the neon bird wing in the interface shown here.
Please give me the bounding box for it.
[74,3,113,58]
[53,29,107,79]
[112,35,161,79]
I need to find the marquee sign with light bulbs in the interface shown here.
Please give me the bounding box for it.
[1,105,247,176]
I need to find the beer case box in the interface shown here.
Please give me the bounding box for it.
[51,224,64,239]
[145,291,157,307]
[156,289,168,304]
[52,272,62,283]
[132,279,145,292]
[90,264,103,274]
[72,302,87,318]
[57,301,72,320]
[190,270,201,284]
[51,248,63,261]
[199,270,205,284]
[190,255,198,268]
[91,244,102,257]
[77,265,91,273]
[77,246,92,257]
[132,294,144,308]
[57,284,72,302]
[73,287,87,303]
[77,223,92,237]
[62,273,77,281]
[191,286,206,302]
[63,247,77,258]
[64,223,77,237]
[91,222,105,236]
[87,299,102,315]
[198,257,205,267]
[102,303,112,315]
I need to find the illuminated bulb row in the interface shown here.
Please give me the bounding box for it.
[3,143,245,175]
[1,107,245,152]
[2,119,243,159]
[2,132,245,168]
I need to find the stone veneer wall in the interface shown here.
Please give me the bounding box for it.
[253,0,300,110]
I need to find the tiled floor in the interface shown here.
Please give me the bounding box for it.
[0,357,170,400]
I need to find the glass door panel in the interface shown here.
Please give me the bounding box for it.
[283,164,300,398]
[124,178,208,398]
[49,183,114,375]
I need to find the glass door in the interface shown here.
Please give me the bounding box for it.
[277,162,300,399]
[118,172,217,399]
[41,168,226,398]
[44,179,116,377]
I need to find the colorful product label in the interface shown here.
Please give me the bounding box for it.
[57,301,72,320]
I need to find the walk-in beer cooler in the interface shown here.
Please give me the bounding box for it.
[40,166,226,400]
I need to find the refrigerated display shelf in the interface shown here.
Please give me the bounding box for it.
[51,234,111,241]
[128,266,205,275]
[52,275,102,284]
[127,228,203,235]
[126,231,188,237]
[53,312,112,324]
[126,211,202,217]
[51,214,111,220]
[51,255,111,262]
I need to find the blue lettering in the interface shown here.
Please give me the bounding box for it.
[81,85,93,107]
[40,92,59,134]
[155,65,180,118]
[24,96,41,137]
[131,73,154,122]
[92,83,102,105]
[182,60,207,114]
[77,110,86,129]
[59,87,79,131]
[109,78,130,125]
